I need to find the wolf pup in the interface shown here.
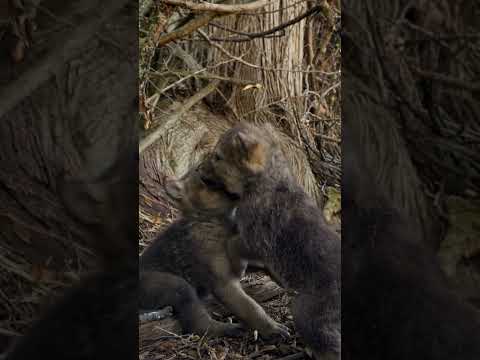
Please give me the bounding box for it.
[139,161,289,339]
[189,123,341,360]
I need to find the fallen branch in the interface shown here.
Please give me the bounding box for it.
[139,80,220,154]
[152,68,255,85]
[275,353,306,360]
[139,307,173,322]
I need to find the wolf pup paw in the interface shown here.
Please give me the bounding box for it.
[259,321,290,340]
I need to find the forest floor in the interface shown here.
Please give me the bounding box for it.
[139,272,310,360]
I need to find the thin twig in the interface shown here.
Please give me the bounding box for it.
[159,68,208,95]
[197,29,327,73]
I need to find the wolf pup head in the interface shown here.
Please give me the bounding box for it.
[208,123,275,197]
[165,160,238,216]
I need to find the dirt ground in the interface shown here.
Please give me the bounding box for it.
[139,272,310,360]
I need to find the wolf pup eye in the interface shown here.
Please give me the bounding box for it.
[200,175,220,189]
[200,175,240,201]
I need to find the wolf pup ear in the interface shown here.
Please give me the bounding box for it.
[235,131,267,173]
[164,179,184,202]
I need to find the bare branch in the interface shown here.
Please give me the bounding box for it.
[207,5,323,42]
[155,69,256,85]
[157,12,218,47]
[161,0,273,14]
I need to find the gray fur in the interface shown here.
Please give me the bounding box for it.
[140,207,289,338]
[139,215,244,337]
[200,123,342,358]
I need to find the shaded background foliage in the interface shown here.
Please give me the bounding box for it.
[0,0,137,352]
[343,0,480,305]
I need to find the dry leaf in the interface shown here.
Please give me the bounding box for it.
[242,84,262,91]
[323,186,341,225]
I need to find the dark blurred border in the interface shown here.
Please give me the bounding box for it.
[342,1,480,359]
[0,0,138,357]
